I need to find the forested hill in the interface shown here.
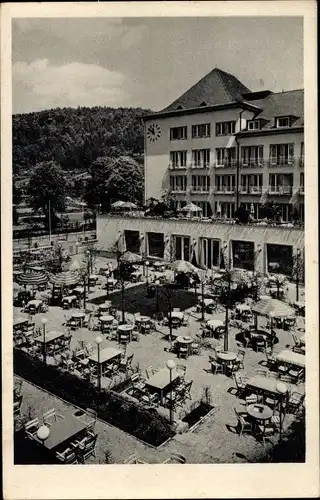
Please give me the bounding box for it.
[13,106,152,175]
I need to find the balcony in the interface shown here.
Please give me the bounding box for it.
[240,159,264,168]
[214,159,237,169]
[268,185,293,195]
[214,186,236,195]
[171,188,187,194]
[190,186,210,194]
[168,162,187,171]
[190,162,210,169]
[269,157,295,167]
[250,186,263,195]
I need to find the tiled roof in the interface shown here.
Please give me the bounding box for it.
[161,68,252,112]
[246,89,304,129]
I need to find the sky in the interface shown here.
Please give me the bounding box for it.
[12,17,303,114]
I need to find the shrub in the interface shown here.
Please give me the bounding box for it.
[14,349,174,446]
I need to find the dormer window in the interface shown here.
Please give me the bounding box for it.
[247,120,260,131]
[276,116,290,128]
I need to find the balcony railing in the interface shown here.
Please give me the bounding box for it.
[214,159,237,168]
[268,185,293,195]
[250,186,263,194]
[240,159,264,168]
[214,186,236,194]
[190,186,210,193]
[190,162,210,169]
[269,157,295,167]
[170,188,187,194]
[168,162,187,170]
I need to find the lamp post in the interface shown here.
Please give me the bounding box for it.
[155,280,160,314]
[145,260,149,285]
[121,280,125,324]
[37,425,50,443]
[75,241,79,255]
[95,335,103,392]
[86,250,91,294]
[41,317,47,365]
[201,279,205,321]
[295,249,302,302]
[276,382,288,442]
[166,359,176,424]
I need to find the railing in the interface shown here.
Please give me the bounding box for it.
[269,157,295,167]
[168,163,187,170]
[214,186,236,194]
[240,159,264,168]
[268,185,293,195]
[190,186,210,193]
[214,159,237,168]
[170,188,187,194]
[190,162,210,169]
[250,186,263,194]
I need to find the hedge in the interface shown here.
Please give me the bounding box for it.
[14,349,174,447]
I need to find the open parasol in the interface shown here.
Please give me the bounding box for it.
[50,270,80,287]
[251,297,295,318]
[180,203,202,213]
[120,251,143,263]
[16,271,48,287]
[169,260,200,274]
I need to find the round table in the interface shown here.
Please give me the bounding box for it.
[71,312,85,319]
[100,315,114,323]
[202,298,214,307]
[236,304,251,313]
[176,336,193,357]
[99,302,111,312]
[247,404,273,421]
[216,351,237,363]
[135,316,150,324]
[168,311,184,320]
[207,319,224,330]
[118,324,134,333]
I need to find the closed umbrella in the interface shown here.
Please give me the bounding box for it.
[50,271,80,287]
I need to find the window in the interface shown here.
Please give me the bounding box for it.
[269,144,294,165]
[276,117,290,128]
[124,230,141,254]
[191,175,210,192]
[174,235,190,261]
[300,172,304,191]
[232,241,255,271]
[215,147,236,167]
[215,202,235,219]
[170,126,187,140]
[195,202,212,218]
[277,203,293,222]
[247,120,260,130]
[240,174,263,193]
[191,149,210,167]
[241,202,261,220]
[241,146,264,166]
[192,123,211,138]
[170,151,187,168]
[215,175,235,193]
[300,142,304,166]
[267,244,293,275]
[201,238,220,268]
[268,173,293,194]
[147,232,164,258]
[216,121,236,136]
[169,175,187,192]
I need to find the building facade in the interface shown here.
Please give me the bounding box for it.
[144,68,304,223]
[97,68,304,275]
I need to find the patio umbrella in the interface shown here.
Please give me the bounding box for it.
[50,270,80,287]
[251,297,295,318]
[111,200,125,209]
[169,260,200,274]
[180,203,202,213]
[69,259,81,271]
[120,251,142,263]
[122,201,138,209]
[16,271,48,287]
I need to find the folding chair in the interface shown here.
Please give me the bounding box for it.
[25,417,40,439]
[43,408,65,426]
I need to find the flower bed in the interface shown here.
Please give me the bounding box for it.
[14,349,174,447]
[182,402,214,429]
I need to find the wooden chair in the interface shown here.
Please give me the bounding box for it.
[124,453,147,464]
[85,408,97,432]
[56,447,78,464]
[162,452,186,464]
[181,314,190,326]
[288,367,305,384]
[145,365,155,379]
[43,408,65,426]
[183,380,193,400]
[255,336,266,353]
[14,379,23,399]
[75,433,98,463]
[245,393,258,405]
[234,408,252,436]
[256,369,268,377]
[287,392,305,414]
[178,346,188,359]
[211,358,224,375]
[131,373,146,392]
[14,395,23,417]
[25,417,40,438]
[233,373,248,396]
[256,422,275,444]
[235,349,245,369]
[265,349,277,369]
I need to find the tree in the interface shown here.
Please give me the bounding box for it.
[27,161,66,230]
[260,201,281,222]
[292,250,304,301]
[84,156,144,213]
[234,205,250,224]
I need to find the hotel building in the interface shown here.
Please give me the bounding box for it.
[97,68,304,275]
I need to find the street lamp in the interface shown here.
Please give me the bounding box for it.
[41,317,48,365]
[200,279,206,321]
[166,359,176,424]
[276,382,288,442]
[37,425,50,443]
[95,335,103,392]
[145,261,150,285]
[86,250,91,294]
[155,280,160,314]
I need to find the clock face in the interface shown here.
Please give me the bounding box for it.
[147,123,161,142]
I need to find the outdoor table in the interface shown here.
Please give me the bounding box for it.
[71,311,85,319]
[62,295,77,304]
[131,271,142,279]
[154,271,166,281]
[98,302,111,313]
[247,375,283,397]
[13,317,29,330]
[247,404,273,431]
[73,287,85,296]
[168,311,184,320]
[100,315,114,323]
[276,349,305,368]
[216,351,237,375]
[145,368,180,404]
[153,261,165,270]
[89,274,100,282]
[207,319,224,330]
[118,323,134,342]
[26,299,43,311]
[176,336,193,357]
[89,347,122,376]
[202,298,214,307]
[32,416,88,451]
[235,304,251,313]
[135,315,151,325]
[34,331,65,354]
